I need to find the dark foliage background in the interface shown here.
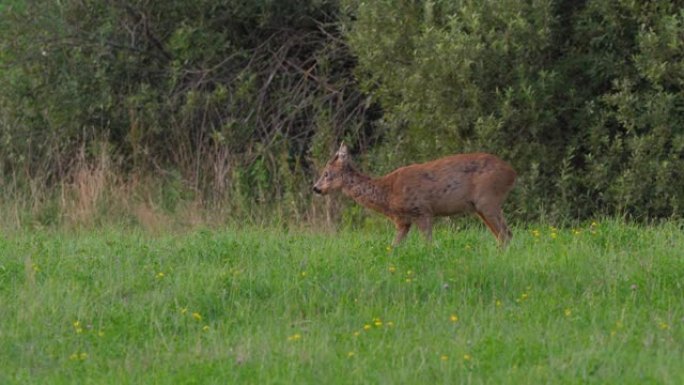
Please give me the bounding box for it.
[1,0,682,225]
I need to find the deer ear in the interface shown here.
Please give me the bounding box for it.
[337,143,349,159]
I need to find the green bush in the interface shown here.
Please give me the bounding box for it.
[1,0,682,225]
[345,0,684,221]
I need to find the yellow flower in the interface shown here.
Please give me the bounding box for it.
[287,333,302,341]
[440,355,449,361]
[495,300,502,307]
[180,307,188,315]
[98,330,105,337]
[156,272,165,279]
[192,312,202,321]
[347,351,355,358]
[531,229,540,237]
[363,324,372,331]
[463,354,472,361]
[202,325,210,332]
[450,314,459,323]
[373,318,383,327]
[659,322,669,330]
[73,320,83,334]
[388,266,397,273]
[386,245,393,252]
[572,228,581,235]
[386,321,394,327]
[353,331,361,337]
[550,232,558,239]
[300,271,307,277]
[564,308,572,317]
[69,352,87,361]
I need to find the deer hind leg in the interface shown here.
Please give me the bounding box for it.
[476,208,512,247]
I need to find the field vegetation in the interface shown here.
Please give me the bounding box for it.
[2,220,683,384]
[1,1,683,383]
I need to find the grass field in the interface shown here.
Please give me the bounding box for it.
[1,220,683,384]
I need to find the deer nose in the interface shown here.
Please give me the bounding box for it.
[313,186,322,194]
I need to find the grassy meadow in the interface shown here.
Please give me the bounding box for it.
[1,220,683,384]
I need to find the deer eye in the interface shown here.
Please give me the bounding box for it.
[324,171,329,178]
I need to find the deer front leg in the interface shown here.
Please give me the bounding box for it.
[392,219,412,246]
[415,216,433,243]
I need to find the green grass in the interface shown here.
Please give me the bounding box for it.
[1,220,683,384]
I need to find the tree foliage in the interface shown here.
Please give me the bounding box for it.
[1,0,683,223]
[346,0,684,220]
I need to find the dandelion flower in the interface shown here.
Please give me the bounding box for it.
[287,333,302,341]
[192,312,202,321]
[495,300,502,307]
[156,272,165,279]
[69,352,87,361]
[463,354,472,361]
[659,322,669,330]
[387,321,394,327]
[450,314,459,323]
[388,266,396,273]
[373,318,383,327]
[363,324,372,331]
[347,352,355,358]
[353,331,361,337]
[203,325,210,332]
[440,355,449,361]
[180,307,188,315]
[564,308,572,317]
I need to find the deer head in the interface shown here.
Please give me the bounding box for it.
[312,143,351,195]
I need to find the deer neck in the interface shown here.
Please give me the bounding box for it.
[341,167,391,215]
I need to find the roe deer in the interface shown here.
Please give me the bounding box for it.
[313,143,516,246]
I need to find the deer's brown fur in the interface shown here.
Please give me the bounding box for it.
[313,143,516,246]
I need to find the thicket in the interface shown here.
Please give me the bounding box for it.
[1,0,682,227]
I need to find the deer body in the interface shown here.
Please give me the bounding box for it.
[313,144,516,246]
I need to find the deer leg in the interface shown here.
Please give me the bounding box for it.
[415,216,433,243]
[496,211,513,246]
[476,211,500,240]
[477,208,512,247]
[392,220,412,246]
